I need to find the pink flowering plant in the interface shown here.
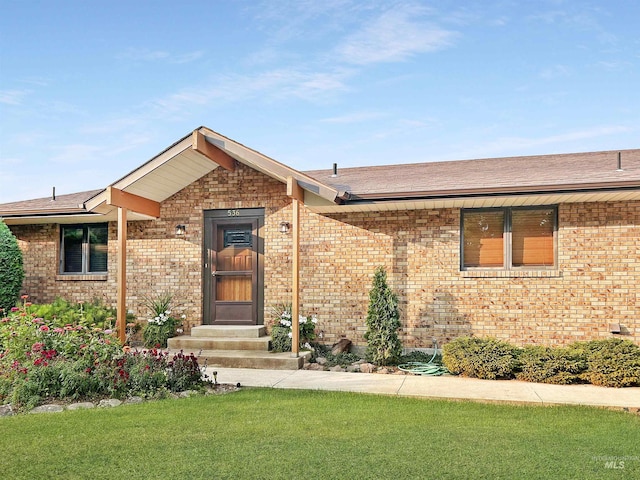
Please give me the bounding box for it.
[0,296,207,411]
[270,303,318,352]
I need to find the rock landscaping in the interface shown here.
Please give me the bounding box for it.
[1,383,240,416]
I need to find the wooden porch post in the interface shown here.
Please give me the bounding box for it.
[107,187,160,345]
[287,177,304,358]
[291,197,300,357]
[116,207,127,344]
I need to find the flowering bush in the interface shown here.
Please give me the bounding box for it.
[270,303,317,352]
[0,299,207,411]
[142,292,182,348]
[143,311,180,348]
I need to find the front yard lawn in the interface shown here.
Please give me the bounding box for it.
[1,389,638,479]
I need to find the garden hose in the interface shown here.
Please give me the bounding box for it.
[397,362,448,376]
[397,338,448,376]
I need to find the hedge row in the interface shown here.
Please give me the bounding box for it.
[442,337,640,388]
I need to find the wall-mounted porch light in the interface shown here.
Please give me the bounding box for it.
[175,225,186,236]
[279,221,291,234]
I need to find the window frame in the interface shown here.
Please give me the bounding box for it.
[460,206,558,271]
[59,223,109,275]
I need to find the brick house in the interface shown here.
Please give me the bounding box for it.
[1,127,638,355]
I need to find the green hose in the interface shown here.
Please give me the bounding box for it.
[397,361,448,376]
[397,339,448,376]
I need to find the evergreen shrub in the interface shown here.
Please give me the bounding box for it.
[443,337,518,380]
[364,266,402,366]
[0,221,24,313]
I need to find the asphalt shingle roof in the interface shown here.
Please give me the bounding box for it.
[2,149,639,214]
[304,149,640,198]
[0,190,102,215]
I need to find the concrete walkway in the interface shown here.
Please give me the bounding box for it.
[205,367,640,410]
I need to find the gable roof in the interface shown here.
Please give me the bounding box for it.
[83,127,341,217]
[1,128,639,222]
[1,127,341,224]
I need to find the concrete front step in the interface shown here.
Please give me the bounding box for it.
[191,325,266,338]
[170,349,311,370]
[168,335,270,352]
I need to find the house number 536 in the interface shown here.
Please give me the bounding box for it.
[227,209,241,217]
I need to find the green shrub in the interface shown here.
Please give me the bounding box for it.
[516,345,586,384]
[143,316,179,348]
[576,338,640,388]
[397,349,442,366]
[443,337,518,380]
[1,302,207,410]
[0,221,24,313]
[269,303,317,352]
[142,292,181,348]
[270,325,292,352]
[28,297,125,330]
[364,266,402,366]
[310,343,362,367]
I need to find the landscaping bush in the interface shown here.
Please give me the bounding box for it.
[443,337,518,380]
[397,349,442,366]
[364,266,402,366]
[142,292,181,348]
[0,221,24,314]
[28,297,129,330]
[443,336,640,387]
[516,345,586,384]
[1,302,208,411]
[143,314,180,348]
[269,303,317,352]
[576,338,640,388]
[310,343,362,367]
[270,325,292,352]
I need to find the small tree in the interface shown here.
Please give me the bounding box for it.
[0,221,24,313]
[364,266,402,365]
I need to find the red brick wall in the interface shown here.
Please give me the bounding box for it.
[9,165,639,347]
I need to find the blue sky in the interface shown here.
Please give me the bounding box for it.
[1,0,638,204]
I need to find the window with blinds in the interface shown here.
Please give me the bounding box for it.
[462,207,556,270]
[60,224,108,274]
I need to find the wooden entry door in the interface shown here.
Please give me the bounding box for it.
[204,210,263,325]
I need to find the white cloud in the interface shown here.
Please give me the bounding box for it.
[146,67,352,118]
[321,111,386,124]
[117,48,204,64]
[118,48,170,61]
[336,5,456,65]
[595,60,632,70]
[50,144,103,165]
[172,51,204,64]
[528,7,618,45]
[0,89,30,105]
[539,64,570,79]
[455,126,635,159]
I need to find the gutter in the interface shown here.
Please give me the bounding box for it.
[344,181,640,204]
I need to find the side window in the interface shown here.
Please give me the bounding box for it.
[461,207,556,270]
[60,224,108,274]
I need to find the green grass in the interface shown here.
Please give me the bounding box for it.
[1,389,638,479]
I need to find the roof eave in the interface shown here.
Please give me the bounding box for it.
[347,180,640,202]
